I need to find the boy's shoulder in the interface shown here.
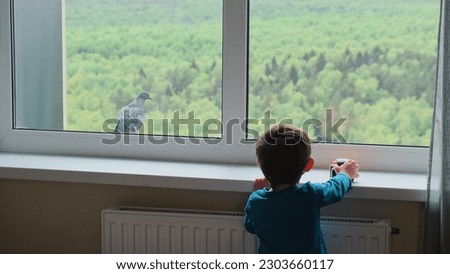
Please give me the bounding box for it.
[248,188,270,199]
[249,182,315,199]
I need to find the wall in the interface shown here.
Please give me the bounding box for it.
[0,178,424,254]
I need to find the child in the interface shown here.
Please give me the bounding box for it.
[244,124,359,253]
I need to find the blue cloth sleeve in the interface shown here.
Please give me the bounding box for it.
[244,200,256,234]
[311,172,352,207]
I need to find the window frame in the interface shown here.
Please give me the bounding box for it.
[0,0,430,173]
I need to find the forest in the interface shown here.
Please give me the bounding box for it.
[64,0,439,146]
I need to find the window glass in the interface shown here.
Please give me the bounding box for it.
[248,0,439,146]
[13,0,222,137]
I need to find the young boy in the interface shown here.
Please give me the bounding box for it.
[244,124,359,254]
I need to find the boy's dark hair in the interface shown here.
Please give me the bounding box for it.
[256,124,311,187]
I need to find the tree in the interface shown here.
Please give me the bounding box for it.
[271,57,278,72]
[315,53,326,73]
[289,65,299,85]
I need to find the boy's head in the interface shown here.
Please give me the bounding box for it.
[256,124,312,187]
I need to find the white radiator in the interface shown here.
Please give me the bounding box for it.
[102,206,391,254]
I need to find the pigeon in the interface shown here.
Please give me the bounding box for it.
[114,91,152,134]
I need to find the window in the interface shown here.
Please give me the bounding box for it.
[249,0,438,147]
[0,0,439,173]
[14,0,222,137]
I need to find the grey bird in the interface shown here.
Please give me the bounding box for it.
[114,91,152,134]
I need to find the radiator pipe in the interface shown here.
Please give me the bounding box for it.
[391,227,401,235]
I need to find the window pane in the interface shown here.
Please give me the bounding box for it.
[14,0,222,137]
[248,0,439,146]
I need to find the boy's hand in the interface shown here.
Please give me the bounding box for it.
[332,159,360,180]
[253,178,270,190]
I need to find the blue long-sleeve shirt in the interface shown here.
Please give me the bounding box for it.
[244,172,352,254]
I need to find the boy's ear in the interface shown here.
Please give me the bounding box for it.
[304,158,314,172]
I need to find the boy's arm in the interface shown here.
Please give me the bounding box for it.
[243,202,256,234]
[313,158,359,206]
[312,172,352,207]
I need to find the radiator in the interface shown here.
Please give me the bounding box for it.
[102,206,391,254]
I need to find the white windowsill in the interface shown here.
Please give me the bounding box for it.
[0,152,427,202]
